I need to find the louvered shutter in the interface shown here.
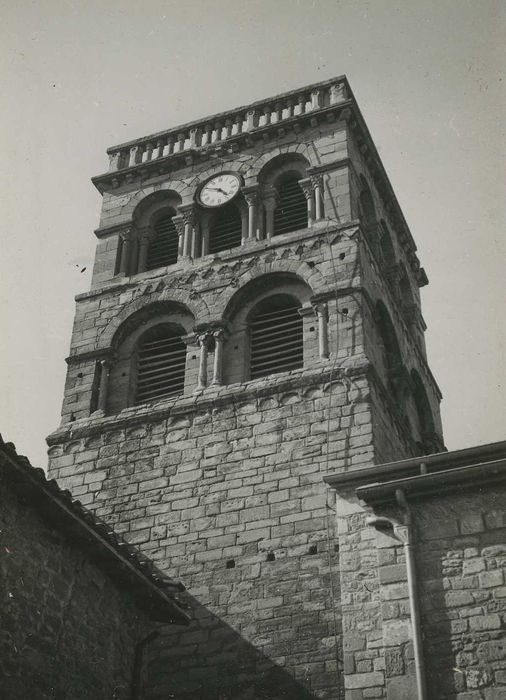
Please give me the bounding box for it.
[273,176,307,235]
[250,298,303,379]
[134,326,186,404]
[209,203,242,253]
[146,214,179,270]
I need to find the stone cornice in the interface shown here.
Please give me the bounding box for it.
[91,101,353,194]
[325,440,506,502]
[46,359,370,446]
[76,221,359,303]
[65,347,114,365]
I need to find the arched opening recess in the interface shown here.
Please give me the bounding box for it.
[106,301,194,413]
[131,191,182,273]
[258,154,310,238]
[223,273,313,384]
[249,294,303,379]
[134,324,186,404]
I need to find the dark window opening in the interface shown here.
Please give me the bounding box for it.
[89,362,102,414]
[134,325,186,405]
[266,552,275,562]
[226,560,235,569]
[146,212,179,270]
[114,235,124,275]
[209,203,242,254]
[308,544,318,555]
[249,295,303,380]
[273,174,307,236]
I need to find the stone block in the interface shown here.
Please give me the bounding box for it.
[479,569,504,588]
[344,672,384,689]
[469,614,502,631]
[385,675,417,700]
[463,558,486,575]
[385,647,404,677]
[378,564,406,584]
[444,590,474,607]
[476,639,506,662]
[382,619,411,646]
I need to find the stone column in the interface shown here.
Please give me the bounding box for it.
[211,329,227,386]
[179,205,195,259]
[137,227,151,273]
[119,226,134,276]
[312,302,330,359]
[97,359,111,412]
[263,188,277,239]
[242,187,259,241]
[200,217,210,256]
[311,174,324,220]
[299,178,315,227]
[197,333,211,390]
[172,214,185,261]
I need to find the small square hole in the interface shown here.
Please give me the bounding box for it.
[226,560,235,569]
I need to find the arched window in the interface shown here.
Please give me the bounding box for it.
[273,173,308,236]
[134,324,186,405]
[146,211,179,270]
[411,370,435,448]
[359,181,377,227]
[378,221,396,268]
[249,294,303,379]
[209,203,242,253]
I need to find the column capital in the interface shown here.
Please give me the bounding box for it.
[119,224,136,241]
[310,173,324,191]
[241,185,260,206]
[311,300,329,320]
[178,203,196,226]
[172,214,185,238]
[194,321,230,337]
[298,177,314,201]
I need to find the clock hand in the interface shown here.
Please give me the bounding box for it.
[207,187,228,195]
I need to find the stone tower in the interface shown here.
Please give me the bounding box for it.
[47,77,444,699]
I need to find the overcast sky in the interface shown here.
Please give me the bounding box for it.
[1,0,505,468]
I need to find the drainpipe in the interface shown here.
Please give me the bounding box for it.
[395,488,428,700]
[366,492,428,700]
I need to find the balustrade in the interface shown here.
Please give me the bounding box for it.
[106,79,348,172]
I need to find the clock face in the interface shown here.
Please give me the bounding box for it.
[198,173,241,208]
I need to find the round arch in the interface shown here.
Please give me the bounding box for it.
[132,190,182,228]
[98,294,202,349]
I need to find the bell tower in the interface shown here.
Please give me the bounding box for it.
[47,77,444,698]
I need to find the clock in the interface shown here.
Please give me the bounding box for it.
[197,172,242,208]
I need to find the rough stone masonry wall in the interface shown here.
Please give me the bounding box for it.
[415,488,506,699]
[0,480,146,700]
[48,371,377,699]
[332,483,506,700]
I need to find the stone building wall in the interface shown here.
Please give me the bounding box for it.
[0,474,145,699]
[416,489,506,699]
[327,445,506,700]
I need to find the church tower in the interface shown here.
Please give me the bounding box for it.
[47,77,444,698]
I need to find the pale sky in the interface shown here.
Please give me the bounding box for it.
[1,0,505,468]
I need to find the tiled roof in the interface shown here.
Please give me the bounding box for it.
[0,435,189,625]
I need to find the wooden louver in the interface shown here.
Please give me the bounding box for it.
[250,300,303,379]
[209,204,242,254]
[134,326,186,405]
[273,176,307,236]
[146,214,179,270]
